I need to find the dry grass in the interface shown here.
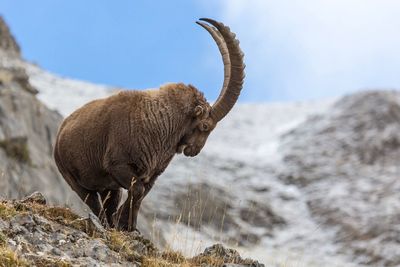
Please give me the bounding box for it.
[0,247,29,267]
[142,253,227,267]
[0,202,17,219]
[106,230,143,261]
[142,258,187,267]
[0,233,6,247]
[142,249,234,267]
[160,250,186,264]
[0,199,251,267]
[0,232,29,267]
[33,205,86,231]
[31,258,72,267]
[0,137,31,164]
[9,200,88,233]
[189,255,225,267]
[0,205,29,267]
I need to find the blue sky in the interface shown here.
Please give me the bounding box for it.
[1,1,400,102]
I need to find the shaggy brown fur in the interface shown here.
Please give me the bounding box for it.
[54,18,245,231]
[54,83,216,230]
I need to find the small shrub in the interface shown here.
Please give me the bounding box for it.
[0,247,28,267]
[0,202,17,219]
[189,255,225,267]
[107,230,143,261]
[142,258,177,267]
[32,257,72,267]
[0,232,28,267]
[0,137,31,164]
[0,232,6,246]
[160,250,186,264]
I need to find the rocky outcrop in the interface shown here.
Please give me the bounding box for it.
[0,17,20,57]
[0,192,264,266]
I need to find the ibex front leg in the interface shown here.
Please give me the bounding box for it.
[114,177,145,231]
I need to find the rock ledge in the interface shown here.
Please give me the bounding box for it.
[0,192,264,267]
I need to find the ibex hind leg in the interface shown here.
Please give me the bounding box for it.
[100,189,122,228]
[66,177,105,224]
[113,179,145,231]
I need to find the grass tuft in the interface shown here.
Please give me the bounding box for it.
[36,205,81,223]
[0,137,31,164]
[0,232,29,267]
[0,247,29,267]
[0,202,17,219]
[141,253,227,267]
[32,257,72,267]
[107,230,143,261]
[142,258,178,267]
[189,255,225,267]
[160,250,186,264]
[0,232,6,246]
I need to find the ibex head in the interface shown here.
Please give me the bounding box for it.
[177,18,245,157]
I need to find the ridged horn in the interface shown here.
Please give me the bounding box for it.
[196,18,245,122]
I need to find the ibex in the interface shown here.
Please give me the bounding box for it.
[54,18,245,231]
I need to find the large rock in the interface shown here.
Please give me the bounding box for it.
[0,197,155,266]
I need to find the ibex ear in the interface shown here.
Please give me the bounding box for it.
[194,105,204,117]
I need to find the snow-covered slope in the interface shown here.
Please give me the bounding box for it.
[150,99,353,267]
[24,63,112,116]
[280,91,400,266]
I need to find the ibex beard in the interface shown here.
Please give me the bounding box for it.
[54,18,245,231]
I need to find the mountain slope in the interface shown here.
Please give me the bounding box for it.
[24,62,112,117]
[280,91,400,266]
[2,15,399,267]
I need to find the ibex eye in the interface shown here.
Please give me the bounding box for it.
[200,123,209,131]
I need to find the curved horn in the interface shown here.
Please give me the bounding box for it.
[195,21,231,100]
[197,18,245,122]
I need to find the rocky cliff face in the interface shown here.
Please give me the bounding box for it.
[0,17,81,209]
[0,65,61,200]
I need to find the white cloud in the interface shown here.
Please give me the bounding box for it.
[203,0,400,101]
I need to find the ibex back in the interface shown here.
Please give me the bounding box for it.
[54,18,245,231]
